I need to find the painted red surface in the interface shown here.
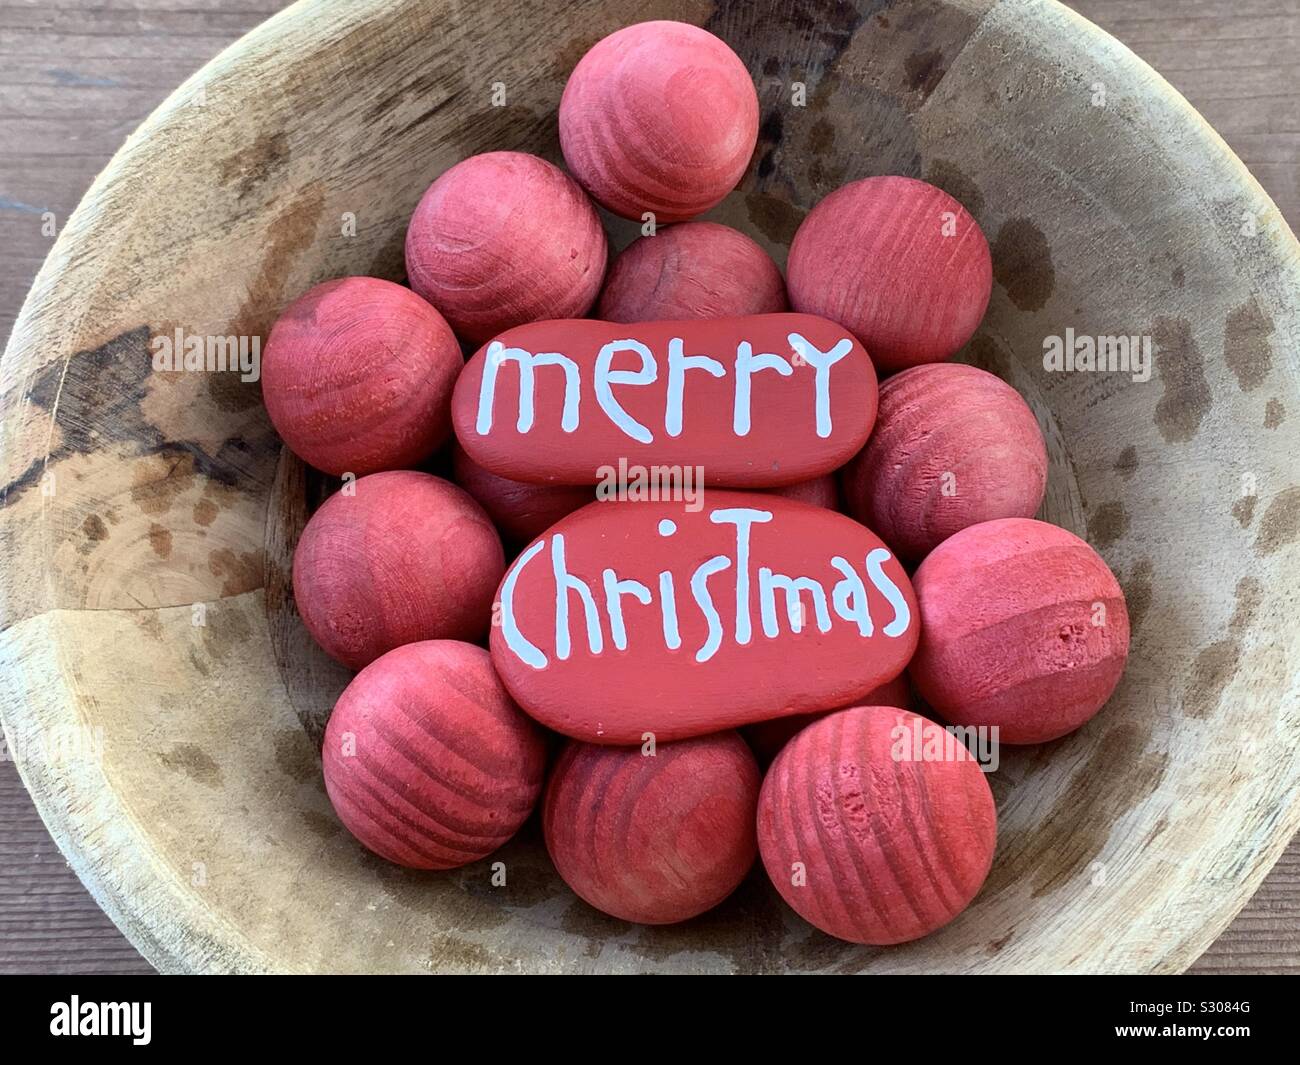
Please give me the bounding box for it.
[261,277,461,476]
[293,471,504,669]
[452,313,878,487]
[744,672,914,765]
[489,492,918,744]
[323,641,546,870]
[597,222,786,322]
[559,21,758,221]
[451,442,593,549]
[404,151,607,345]
[842,364,1048,560]
[787,176,992,373]
[911,518,1130,744]
[543,732,759,923]
[757,705,996,945]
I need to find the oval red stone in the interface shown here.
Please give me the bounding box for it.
[489,491,918,743]
[452,313,878,487]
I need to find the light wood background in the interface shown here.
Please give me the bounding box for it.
[0,0,1295,974]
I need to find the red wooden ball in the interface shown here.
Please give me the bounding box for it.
[787,176,992,373]
[757,705,996,945]
[405,151,607,345]
[744,673,913,765]
[559,21,759,222]
[543,732,760,924]
[842,364,1048,561]
[597,222,786,322]
[323,640,547,869]
[910,518,1130,744]
[292,471,504,669]
[765,474,840,511]
[451,442,592,548]
[261,277,462,476]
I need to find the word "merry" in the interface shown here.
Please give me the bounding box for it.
[476,331,854,442]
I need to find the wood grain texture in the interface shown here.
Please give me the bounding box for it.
[0,0,285,976]
[261,277,462,476]
[0,0,1297,974]
[293,471,503,669]
[911,518,1130,744]
[322,640,547,870]
[597,221,788,321]
[405,151,608,344]
[757,705,997,944]
[543,732,760,923]
[842,364,1048,560]
[787,175,993,371]
[559,20,760,220]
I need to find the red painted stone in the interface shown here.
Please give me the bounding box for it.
[744,672,913,765]
[323,640,547,870]
[261,277,462,476]
[404,151,607,345]
[489,492,917,744]
[452,313,878,487]
[543,732,759,923]
[597,222,786,322]
[910,517,1130,744]
[787,176,992,373]
[757,705,996,945]
[451,442,592,548]
[293,471,504,669]
[842,364,1048,561]
[559,21,759,222]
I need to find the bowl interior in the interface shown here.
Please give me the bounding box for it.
[2,0,1298,973]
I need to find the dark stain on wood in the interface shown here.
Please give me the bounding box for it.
[273,729,318,784]
[1184,577,1262,718]
[1,327,255,508]
[1152,316,1210,443]
[924,158,985,217]
[79,513,109,554]
[1087,500,1129,548]
[159,743,223,788]
[1255,486,1300,556]
[1264,397,1285,429]
[1121,558,1153,635]
[992,217,1055,311]
[193,498,219,526]
[904,47,947,98]
[219,130,290,201]
[1223,296,1274,392]
[207,547,263,597]
[147,522,173,559]
[299,809,342,839]
[1114,445,1138,478]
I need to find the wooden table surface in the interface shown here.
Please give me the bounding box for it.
[1,0,1296,975]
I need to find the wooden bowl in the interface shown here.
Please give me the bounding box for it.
[2,0,1297,974]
